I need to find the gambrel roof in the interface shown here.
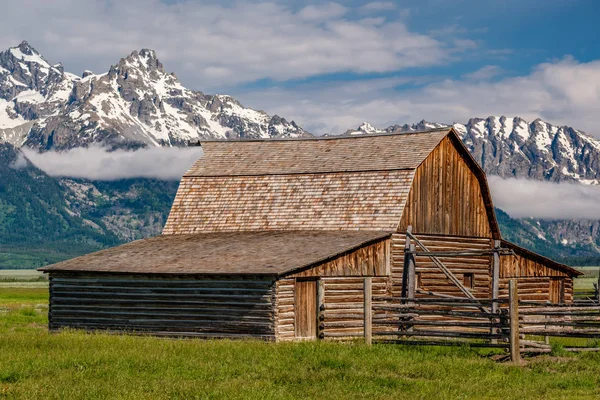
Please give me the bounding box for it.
[185,129,450,176]
[163,128,499,237]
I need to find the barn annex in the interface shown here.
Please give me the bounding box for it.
[39,128,582,340]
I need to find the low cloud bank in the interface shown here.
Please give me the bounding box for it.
[21,146,204,181]
[488,176,600,220]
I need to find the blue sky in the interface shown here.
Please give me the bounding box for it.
[0,0,599,135]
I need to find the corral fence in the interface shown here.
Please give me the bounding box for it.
[321,278,600,362]
[573,268,600,305]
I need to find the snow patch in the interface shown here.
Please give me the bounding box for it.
[10,47,51,68]
[15,89,45,104]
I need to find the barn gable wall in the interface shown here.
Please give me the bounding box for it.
[286,239,391,278]
[398,136,493,238]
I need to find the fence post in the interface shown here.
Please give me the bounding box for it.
[509,279,521,363]
[317,279,325,339]
[401,226,413,301]
[492,240,500,343]
[364,277,372,346]
[597,268,600,304]
[407,244,416,301]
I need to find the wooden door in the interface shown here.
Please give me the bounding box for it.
[295,279,317,339]
[550,278,565,304]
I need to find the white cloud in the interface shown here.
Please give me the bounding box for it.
[488,176,600,220]
[0,0,460,89]
[359,2,397,12]
[21,146,204,181]
[298,3,347,21]
[462,65,504,81]
[236,57,600,137]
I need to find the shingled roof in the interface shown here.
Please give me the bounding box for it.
[186,129,451,176]
[38,231,391,275]
[163,129,457,234]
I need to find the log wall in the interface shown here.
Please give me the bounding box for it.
[498,277,573,303]
[274,278,296,341]
[398,136,493,238]
[391,234,493,298]
[320,277,391,338]
[48,273,277,339]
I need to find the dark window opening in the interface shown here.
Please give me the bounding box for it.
[463,273,474,289]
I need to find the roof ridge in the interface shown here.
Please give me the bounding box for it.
[198,127,452,143]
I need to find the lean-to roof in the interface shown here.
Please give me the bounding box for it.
[39,231,391,275]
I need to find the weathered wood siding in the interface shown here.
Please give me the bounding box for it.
[498,278,573,303]
[48,273,276,339]
[499,254,573,303]
[500,254,572,278]
[398,137,493,238]
[320,277,391,338]
[392,234,493,298]
[288,239,391,278]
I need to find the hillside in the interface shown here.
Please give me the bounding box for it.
[0,143,177,268]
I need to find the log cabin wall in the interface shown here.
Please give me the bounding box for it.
[275,239,392,341]
[392,234,493,298]
[499,254,574,303]
[320,277,390,338]
[48,273,277,339]
[274,278,296,341]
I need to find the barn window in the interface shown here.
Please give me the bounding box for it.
[463,273,474,289]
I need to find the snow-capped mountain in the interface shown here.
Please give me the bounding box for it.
[346,116,600,185]
[0,42,308,150]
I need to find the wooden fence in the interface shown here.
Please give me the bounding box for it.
[322,278,600,362]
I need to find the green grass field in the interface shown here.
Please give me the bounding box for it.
[3,286,600,399]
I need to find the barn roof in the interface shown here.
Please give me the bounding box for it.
[186,129,451,176]
[501,240,583,277]
[38,231,391,275]
[163,129,455,234]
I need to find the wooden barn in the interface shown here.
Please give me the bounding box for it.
[39,128,582,340]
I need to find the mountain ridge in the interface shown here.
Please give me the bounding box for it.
[0,41,309,151]
[346,116,600,186]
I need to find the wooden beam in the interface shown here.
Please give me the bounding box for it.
[401,226,412,300]
[364,277,372,346]
[317,279,325,339]
[407,244,416,300]
[509,279,521,363]
[492,240,500,343]
[407,231,477,301]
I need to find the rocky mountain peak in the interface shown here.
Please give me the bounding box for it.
[0,41,310,150]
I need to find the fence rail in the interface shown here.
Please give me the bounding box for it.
[328,278,600,362]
